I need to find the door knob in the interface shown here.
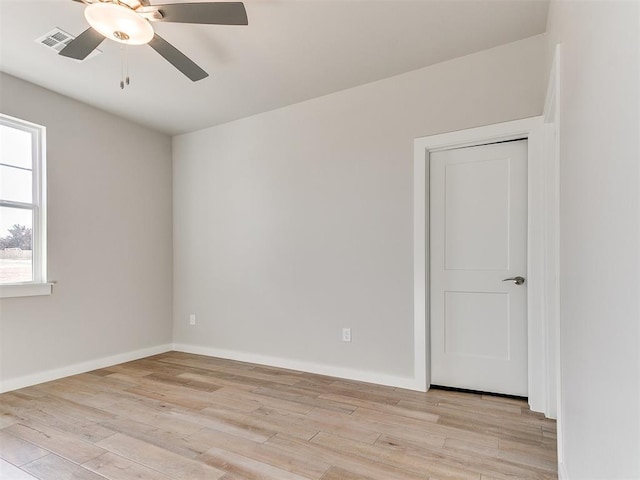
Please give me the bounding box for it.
[502,276,525,285]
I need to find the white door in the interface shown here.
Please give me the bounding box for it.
[430,140,528,396]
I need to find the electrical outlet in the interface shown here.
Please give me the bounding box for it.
[189,314,196,326]
[342,328,352,342]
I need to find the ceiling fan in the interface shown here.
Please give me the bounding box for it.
[60,0,248,82]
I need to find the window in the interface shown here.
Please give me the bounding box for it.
[0,114,50,297]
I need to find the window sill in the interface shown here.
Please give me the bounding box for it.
[0,283,53,299]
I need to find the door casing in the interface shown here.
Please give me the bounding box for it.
[413,116,555,415]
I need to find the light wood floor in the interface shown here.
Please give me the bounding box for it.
[0,352,557,480]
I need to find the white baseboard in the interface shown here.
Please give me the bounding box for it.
[0,343,173,393]
[0,343,424,394]
[558,462,569,480]
[172,343,424,391]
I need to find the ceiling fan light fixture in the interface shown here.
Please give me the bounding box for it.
[84,2,153,45]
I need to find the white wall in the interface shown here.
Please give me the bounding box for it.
[0,73,174,390]
[172,35,547,384]
[546,1,640,478]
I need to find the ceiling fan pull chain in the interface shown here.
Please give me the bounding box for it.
[119,45,131,89]
[125,45,130,86]
[120,45,125,89]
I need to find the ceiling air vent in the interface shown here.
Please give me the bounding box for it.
[35,28,102,61]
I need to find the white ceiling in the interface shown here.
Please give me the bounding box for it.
[0,0,549,135]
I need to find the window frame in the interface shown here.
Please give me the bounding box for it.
[0,113,51,298]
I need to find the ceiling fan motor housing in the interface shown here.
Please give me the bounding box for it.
[84,2,154,45]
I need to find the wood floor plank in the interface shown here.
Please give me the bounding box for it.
[251,386,356,414]
[268,434,433,480]
[170,408,275,443]
[498,438,557,461]
[96,433,227,480]
[320,466,373,480]
[188,428,330,479]
[0,458,38,479]
[22,454,107,480]
[83,452,174,480]
[240,407,321,441]
[3,421,106,464]
[306,408,447,448]
[269,406,381,444]
[198,445,312,480]
[73,393,203,438]
[0,413,21,430]
[382,434,554,480]
[310,431,481,480]
[4,411,115,445]
[438,415,545,445]
[0,431,50,466]
[207,386,316,415]
[0,352,557,480]
[98,417,210,459]
[318,393,440,422]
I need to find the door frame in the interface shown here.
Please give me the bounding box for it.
[413,116,556,415]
